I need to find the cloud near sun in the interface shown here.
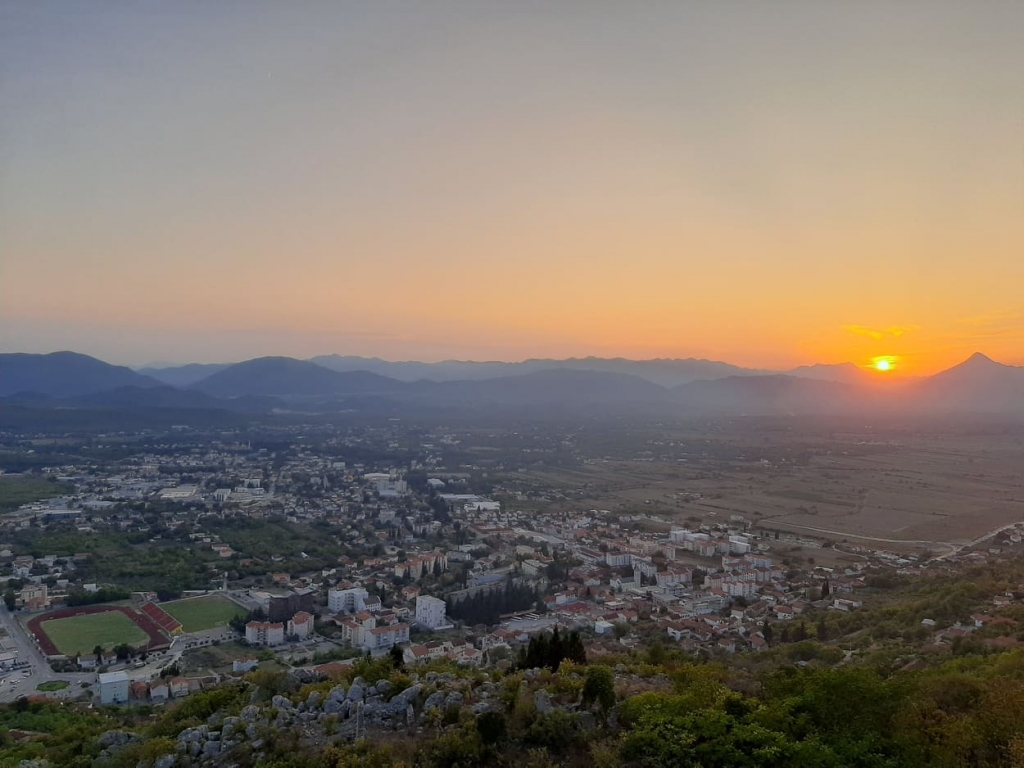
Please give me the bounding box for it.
[843,325,921,340]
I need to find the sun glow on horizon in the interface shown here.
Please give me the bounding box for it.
[870,355,900,373]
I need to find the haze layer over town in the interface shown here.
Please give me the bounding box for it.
[2,2,1024,767]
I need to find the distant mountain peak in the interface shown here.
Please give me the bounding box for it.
[964,351,998,366]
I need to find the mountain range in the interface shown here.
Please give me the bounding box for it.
[2,350,1023,422]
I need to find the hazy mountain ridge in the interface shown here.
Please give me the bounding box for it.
[4,351,1024,422]
[308,353,768,386]
[0,351,161,397]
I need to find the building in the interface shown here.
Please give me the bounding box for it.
[329,587,369,614]
[288,611,314,640]
[361,622,410,652]
[233,658,259,674]
[415,595,449,630]
[18,584,48,610]
[98,670,129,705]
[248,587,316,622]
[245,620,285,647]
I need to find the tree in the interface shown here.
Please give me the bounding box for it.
[763,622,774,646]
[477,711,507,745]
[794,621,808,642]
[389,643,405,671]
[2,589,15,611]
[816,618,828,642]
[821,579,831,600]
[582,665,615,713]
[566,631,587,665]
[93,645,103,661]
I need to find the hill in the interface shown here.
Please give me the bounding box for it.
[914,353,1024,414]
[191,356,407,398]
[0,351,161,397]
[310,354,763,386]
[137,362,231,387]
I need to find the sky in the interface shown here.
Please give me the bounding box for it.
[2,2,1022,374]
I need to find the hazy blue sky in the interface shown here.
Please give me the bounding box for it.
[2,2,1022,371]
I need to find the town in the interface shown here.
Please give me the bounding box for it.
[3,419,1022,710]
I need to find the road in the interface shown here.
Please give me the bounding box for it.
[763,518,1023,562]
[0,606,94,702]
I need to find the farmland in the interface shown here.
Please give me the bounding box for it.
[510,423,1024,554]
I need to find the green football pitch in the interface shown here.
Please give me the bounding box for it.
[39,611,148,656]
[162,595,246,633]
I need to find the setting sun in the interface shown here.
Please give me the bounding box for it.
[870,355,899,372]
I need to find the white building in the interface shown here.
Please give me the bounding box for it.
[288,611,314,640]
[361,622,410,652]
[245,621,285,647]
[98,670,129,705]
[415,595,449,630]
[328,587,369,614]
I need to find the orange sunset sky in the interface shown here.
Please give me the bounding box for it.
[1,3,1022,374]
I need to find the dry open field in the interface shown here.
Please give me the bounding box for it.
[512,423,1024,553]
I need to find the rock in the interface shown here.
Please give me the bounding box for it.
[221,717,239,740]
[375,679,391,695]
[425,672,438,683]
[363,695,383,717]
[202,741,221,759]
[240,705,260,723]
[347,684,364,702]
[271,694,294,710]
[245,724,259,741]
[366,685,378,697]
[188,741,202,758]
[324,698,343,716]
[406,704,415,724]
[534,690,553,714]
[423,691,446,713]
[306,690,323,709]
[98,730,138,748]
[154,755,176,768]
[395,683,422,704]
[352,676,367,689]
[327,684,347,702]
[472,701,494,714]
[578,712,597,730]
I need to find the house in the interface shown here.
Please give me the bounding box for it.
[169,677,190,698]
[130,681,149,700]
[98,671,129,705]
[233,658,259,674]
[149,681,169,701]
